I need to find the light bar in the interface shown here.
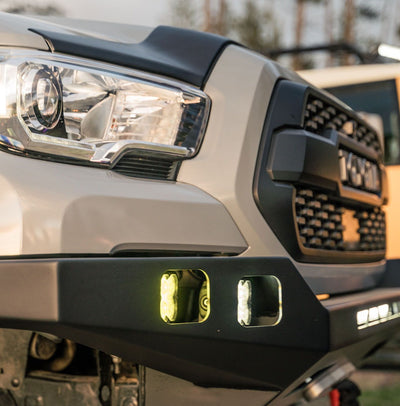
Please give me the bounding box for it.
[357,301,400,330]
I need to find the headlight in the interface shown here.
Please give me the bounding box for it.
[0,50,210,170]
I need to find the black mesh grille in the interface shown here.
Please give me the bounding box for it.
[112,153,180,180]
[295,188,386,252]
[304,95,381,154]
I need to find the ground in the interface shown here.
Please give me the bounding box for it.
[311,370,400,405]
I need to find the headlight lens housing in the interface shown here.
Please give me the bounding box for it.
[0,50,210,169]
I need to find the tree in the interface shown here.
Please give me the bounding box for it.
[169,0,199,30]
[168,0,280,54]
[2,3,64,16]
[324,0,333,66]
[202,0,231,36]
[233,0,281,54]
[343,0,355,44]
[169,0,230,35]
[292,0,317,70]
[292,0,305,69]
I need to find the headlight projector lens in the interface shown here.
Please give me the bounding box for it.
[19,64,62,131]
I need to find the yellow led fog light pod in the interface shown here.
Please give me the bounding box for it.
[160,273,179,323]
[237,279,252,326]
[160,269,210,324]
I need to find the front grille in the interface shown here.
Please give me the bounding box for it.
[112,152,180,180]
[254,80,387,263]
[304,95,381,154]
[295,188,386,252]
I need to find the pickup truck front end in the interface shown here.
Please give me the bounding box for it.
[0,12,398,406]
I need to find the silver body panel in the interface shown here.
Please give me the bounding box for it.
[0,152,246,256]
[180,45,291,258]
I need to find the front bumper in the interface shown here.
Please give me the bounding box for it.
[0,256,400,396]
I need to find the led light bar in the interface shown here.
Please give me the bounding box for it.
[357,301,400,330]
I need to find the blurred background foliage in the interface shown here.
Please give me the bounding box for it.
[168,0,399,70]
[0,0,399,69]
[0,2,64,16]
[169,0,281,53]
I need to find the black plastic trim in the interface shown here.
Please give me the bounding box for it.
[378,258,400,287]
[29,26,237,88]
[269,129,384,205]
[268,129,340,192]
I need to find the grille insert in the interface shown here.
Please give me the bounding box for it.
[295,188,385,252]
[304,96,381,154]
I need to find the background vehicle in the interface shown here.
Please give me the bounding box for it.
[0,11,398,406]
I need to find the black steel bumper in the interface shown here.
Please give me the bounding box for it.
[0,256,399,393]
